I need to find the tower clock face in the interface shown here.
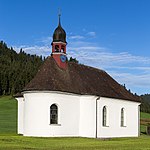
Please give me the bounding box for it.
[60,55,67,63]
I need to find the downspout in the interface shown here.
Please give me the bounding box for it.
[95,97,100,138]
[138,104,141,137]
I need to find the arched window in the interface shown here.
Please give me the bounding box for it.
[55,45,59,52]
[50,104,58,124]
[61,46,65,53]
[121,108,124,127]
[102,106,107,126]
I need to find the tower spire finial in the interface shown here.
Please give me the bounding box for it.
[58,8,61,26]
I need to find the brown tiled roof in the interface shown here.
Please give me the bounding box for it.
[23,56,140,102]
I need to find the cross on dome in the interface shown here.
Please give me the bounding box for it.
[52,11,67,43]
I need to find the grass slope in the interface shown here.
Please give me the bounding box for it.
[0,136,150,150]
[0,96,17,134]
[141,112,150,119]
[0,96,150,149]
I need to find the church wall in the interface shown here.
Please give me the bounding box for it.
[20,91,140,138]
[23,92,80,137]
[79,96,97,138]
[16,97,24,134]
[97,97,140,138]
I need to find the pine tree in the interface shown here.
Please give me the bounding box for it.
[0,41,44,95]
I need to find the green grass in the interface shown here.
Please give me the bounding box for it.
[0,135,150,150]
[140,125,147,134]
[0,96,17,134]
[0,96,150,150]
[141,112,150,119]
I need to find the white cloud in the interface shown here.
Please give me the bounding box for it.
[40,37,52,44]
[110,71,150,94]
[87,31,96,37]
[68,31,96,41]
[13,35,150,95]
[13,45,51,56]
[67,40,150,94]
[68,35,85,40]
[35,36,52,45]
[68,41,150,68]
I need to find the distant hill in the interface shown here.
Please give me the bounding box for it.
[0,41,43,95]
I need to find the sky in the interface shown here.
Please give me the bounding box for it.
[0,0,150,95]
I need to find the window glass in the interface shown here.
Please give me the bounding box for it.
[50,104,58,124]
[103,106,107,126]
[121,108,124,127]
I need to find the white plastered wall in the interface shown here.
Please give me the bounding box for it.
[97,97,140,138]
[79,96,97,138]
[16,97,24,134]
[23,91,80,137]
[16,91,140,138]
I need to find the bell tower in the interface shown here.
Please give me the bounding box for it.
[51,14,67,69]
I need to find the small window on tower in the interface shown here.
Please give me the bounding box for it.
[55,45,59,52]
[61,46,64,53]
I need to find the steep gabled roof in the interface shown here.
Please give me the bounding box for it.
[23,56,140,102]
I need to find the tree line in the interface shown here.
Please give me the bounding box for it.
[0,41,43,95]
[140,94,150,113]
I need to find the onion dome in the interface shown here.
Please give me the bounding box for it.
[52,14,67,43]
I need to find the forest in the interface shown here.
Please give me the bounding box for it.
[0,41,150,113]
[0,41,43,95]
[140,94,150,113]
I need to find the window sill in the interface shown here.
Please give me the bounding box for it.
[49,124,61,126]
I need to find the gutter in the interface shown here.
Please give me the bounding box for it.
[95,97,100,138]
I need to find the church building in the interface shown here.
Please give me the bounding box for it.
[15,15,140,138]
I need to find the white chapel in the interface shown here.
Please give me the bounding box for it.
[15,15,140,138]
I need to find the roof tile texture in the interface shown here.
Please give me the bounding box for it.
[23,57,140,102]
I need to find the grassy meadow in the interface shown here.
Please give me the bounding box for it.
[0,135,150,150]
[0,96,150,150]
[0,96,17,134]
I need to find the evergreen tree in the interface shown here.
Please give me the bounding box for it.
[0,41,43,95]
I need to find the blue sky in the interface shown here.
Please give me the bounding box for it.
[0,0,150,95]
